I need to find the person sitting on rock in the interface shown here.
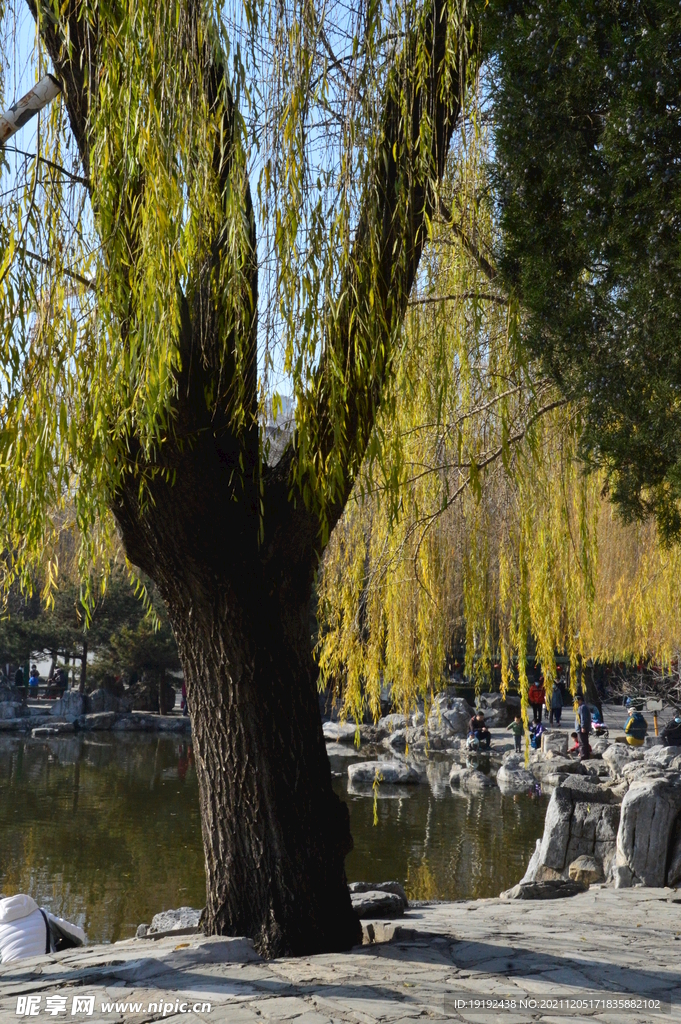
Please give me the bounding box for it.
[568,731,580,754]
[624,704,648,747]
[661,714,681,747]
[468,712,491,750]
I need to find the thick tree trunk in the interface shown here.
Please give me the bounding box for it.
[113,459,361,957]
[172,590,359,956]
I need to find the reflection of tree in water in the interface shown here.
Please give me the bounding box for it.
[0,736,205,943]
[338,779,547,902]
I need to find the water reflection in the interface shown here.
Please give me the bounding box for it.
[0,735,547,944]
[0,734,205,944]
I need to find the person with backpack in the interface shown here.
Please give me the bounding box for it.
[0,894,85,963]
[624,705,648,747]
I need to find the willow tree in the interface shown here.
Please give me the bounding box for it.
[0,0,474,953]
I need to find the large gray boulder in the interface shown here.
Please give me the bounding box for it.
[542,731,568,758]
[87,688,124,715]
[323,721,357,744]
[50,690,87,721]
[350,890,405,918]
[496,755,537,795]
[523,785,620,884]
[427,694,473,741]
[348,761,420,785]
[615,777,681,887]
[602,743,644,777]
[475,692,515,727]
[0,702,19,720]
[348,881,408,909]
[644,745,681,769]
[448,765,494,793]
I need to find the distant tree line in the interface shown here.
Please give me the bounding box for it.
[0,570,180,701]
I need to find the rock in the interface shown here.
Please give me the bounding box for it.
[522,786,620,884]
[375,714,407,737]
[32,722,75,737]
[351,890,405,918]
[448,766,493,793]
[427,694,473,741]
[530,755,587,782]
[568,854,604,885]
[50,690,87,721]
[348,761,421,786]
[136,924,149,938]
[111,714,152,731]
[602,743,644,777]
[348,881,408,909]
[149,907,202,934]
[323,721,357,744]
[541,731,568,757]
[87,689,125,714]
[615,777,681,887]
[0,702,16,720]
[78,712,118,731]
[644,745,681,769]
[555,775,616,803]
[475,693,513,727]
[496,758,538,795]
[620,759,667,783]
[590,736,610,755]
[500,879,589,900]
[382,728,407,753]
[150,907,201,933]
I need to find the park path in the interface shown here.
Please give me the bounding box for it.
[1,887,679,1023]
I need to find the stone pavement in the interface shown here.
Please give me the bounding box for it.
[1,888,680,1024]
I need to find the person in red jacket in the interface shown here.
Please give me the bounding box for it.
[528,677,545,724]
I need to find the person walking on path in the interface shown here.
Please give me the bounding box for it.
[549,684,563,725]
[529,678,545,723]
[576,695,591,760]
[624,704,648,747]
[506,715,524,753]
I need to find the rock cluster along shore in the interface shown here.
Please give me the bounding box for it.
[326,692,681,897]
[0,687,191,736]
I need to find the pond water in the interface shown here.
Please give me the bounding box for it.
[0,735,548,944]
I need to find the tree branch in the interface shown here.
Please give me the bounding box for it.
[305,0,474,536]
